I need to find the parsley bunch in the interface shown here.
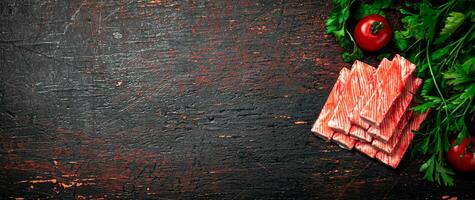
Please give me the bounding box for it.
[398,0,475,186]
[326,0,475,186]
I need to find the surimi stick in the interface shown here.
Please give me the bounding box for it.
[311,67,350,140]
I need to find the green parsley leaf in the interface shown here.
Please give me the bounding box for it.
[420,78,434,96]
[436,162,455,186]
[431,47,450,62]
[411,101,435,113]
[325,0,364,62]
[420,157,435,182]
[454,120,468,145]
[461,84,475,99]
[354,4,385,20]
[435,12,466,45]
[373,0,393,9]
[394,31,409,51]
[440,12,465,36]
[461,57,475,73]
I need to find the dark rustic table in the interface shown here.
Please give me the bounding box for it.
[1,0,474,199]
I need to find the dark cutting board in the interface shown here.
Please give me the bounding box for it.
[0,0,473,199]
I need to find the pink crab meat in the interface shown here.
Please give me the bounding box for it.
[372,109,414,154]
[332,132,356,150]
[349,126,372,143]
[349,60,380,129]
[328,61,375,134]
[355,141,379,158]
[311,67,350,140]
[375,110,430,168]
[367,77,423,142]
[360,55,417,127]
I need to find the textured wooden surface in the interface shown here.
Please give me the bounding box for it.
[0,0,474,199]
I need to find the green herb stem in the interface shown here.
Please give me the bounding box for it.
[426,42,449,114]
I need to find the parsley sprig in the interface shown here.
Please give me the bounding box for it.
[325,0,362,62]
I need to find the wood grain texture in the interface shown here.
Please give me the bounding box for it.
[0,0,473,199]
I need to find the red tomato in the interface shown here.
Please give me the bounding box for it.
[354,14,392,52]
[446,137,475,172]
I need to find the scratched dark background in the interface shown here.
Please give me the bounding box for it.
[0,0,474,199]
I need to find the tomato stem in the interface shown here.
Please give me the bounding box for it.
[371,22,383,35]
